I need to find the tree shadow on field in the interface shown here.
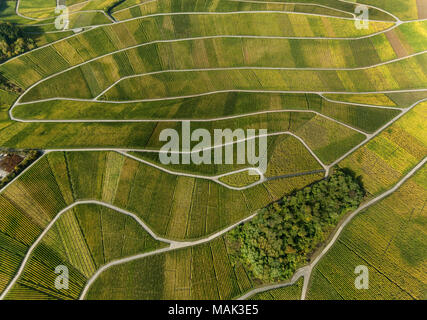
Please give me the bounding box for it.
[21,24,45,43]
[0,1,7,15]
[339,166,366,195]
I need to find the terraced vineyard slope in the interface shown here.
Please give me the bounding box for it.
[0,0,425,301]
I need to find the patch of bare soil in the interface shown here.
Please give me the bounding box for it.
[385,30,408,58]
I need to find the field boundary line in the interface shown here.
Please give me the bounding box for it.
[118,142,326,190]
[119,151,269,190]
[121,130,328,175]
[15,0,41,21]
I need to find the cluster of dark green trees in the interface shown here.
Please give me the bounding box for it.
[105,0,125,15]
[0,22,36,62]
[228,168,364,282]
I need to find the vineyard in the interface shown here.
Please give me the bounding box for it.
[306,164,427,300]
[0,0,426,301]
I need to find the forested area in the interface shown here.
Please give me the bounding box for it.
[228,168,365,282]
[0,22,36,62]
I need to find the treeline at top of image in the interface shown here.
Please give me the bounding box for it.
[0,22,36,63]
[0,150,42,190]
[227,168,365,283]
